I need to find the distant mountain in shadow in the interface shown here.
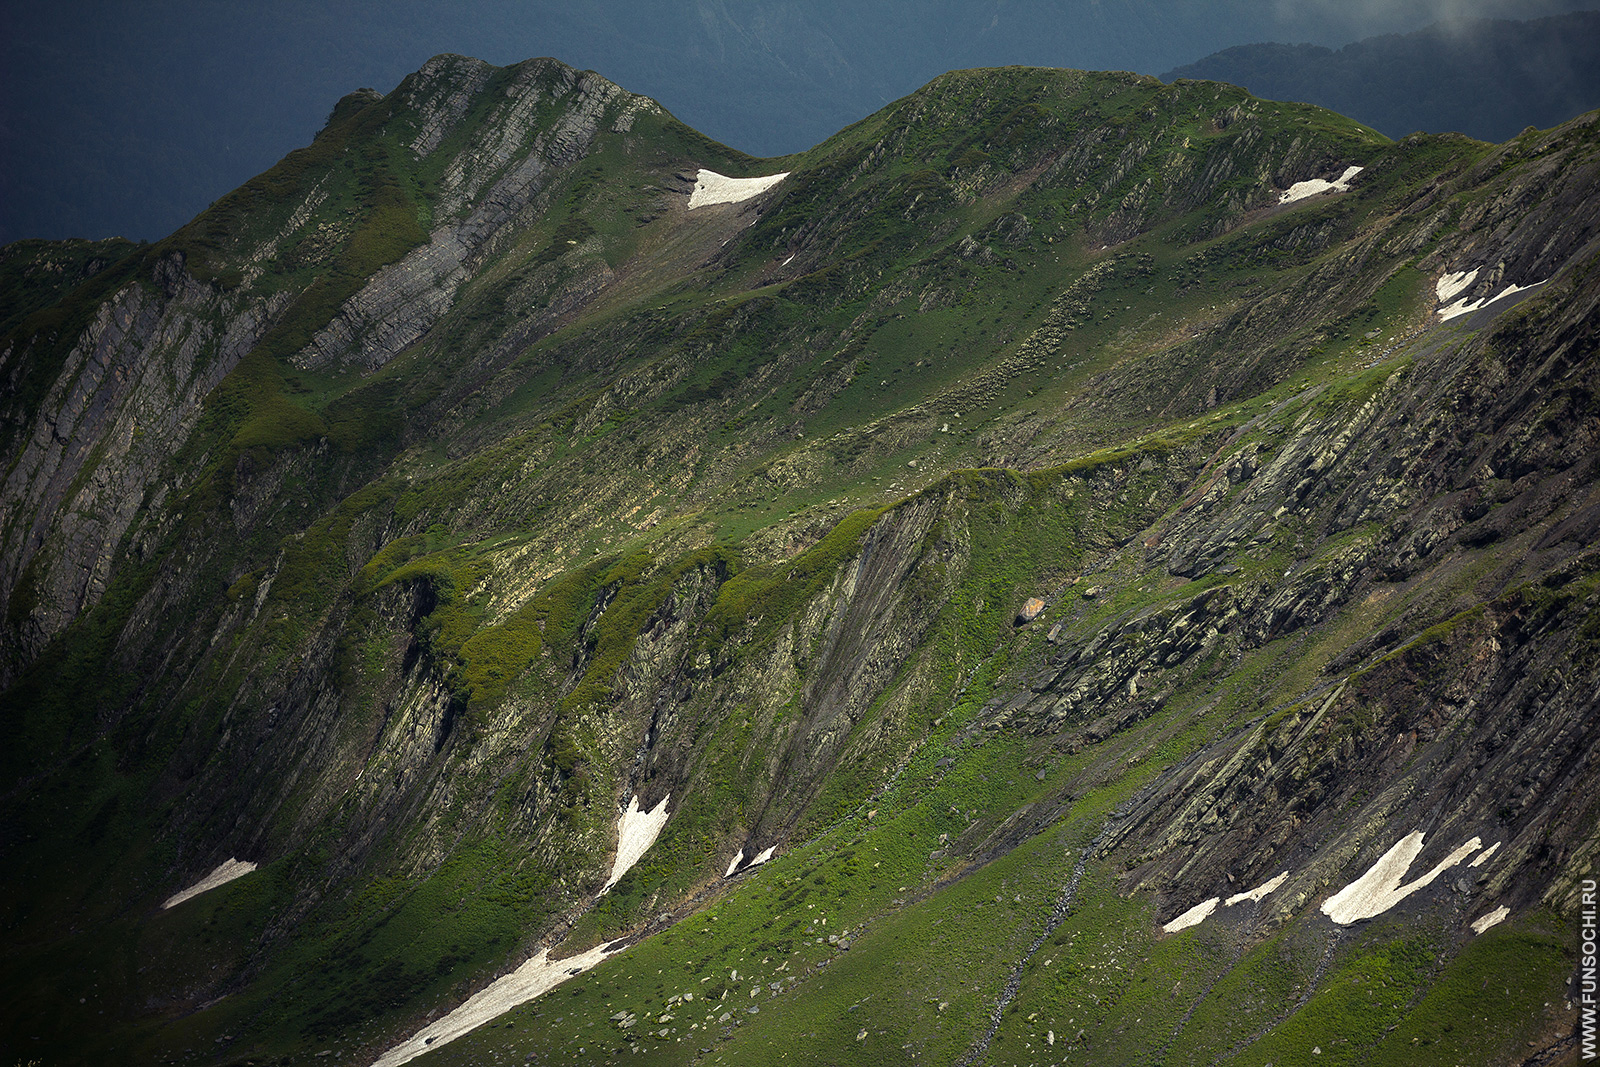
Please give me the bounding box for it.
[1164,11,1600,142]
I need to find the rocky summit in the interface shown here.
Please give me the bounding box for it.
[1,54,1597,1067]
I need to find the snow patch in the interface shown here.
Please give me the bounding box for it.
[1278,165,1362,205]
[1162,897,1220,933]
[1471,905,1510,934]
[1437,295,1483,320]
[370,944,614,1067]
[1166,870,1288,933]
[370,793,668,1064]
[1495,279,1543,302]
[1438,280,1545,321]
[1436,269,1478,303]
[1469,841,1501,868]
[1226,871,1289,906]
[604,794,670,893]
[688,169,788,209]
[724,845,776,878]
[162,858,257,909]
[1320,832,1481,925]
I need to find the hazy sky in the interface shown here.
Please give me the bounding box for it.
[3,0,1596,244]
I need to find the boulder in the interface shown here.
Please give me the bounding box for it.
[1017,597,1047,624]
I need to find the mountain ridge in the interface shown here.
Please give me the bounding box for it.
[8,0,1595,244]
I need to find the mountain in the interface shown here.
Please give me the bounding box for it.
[1,53,1597,1066]
[10,0,1598,246]
[1163,12,1600,144]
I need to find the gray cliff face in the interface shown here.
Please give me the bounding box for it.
[0,57,660,686]
[1425,114,1600,309]
[143,487,965,910]
[984,246,1600,927]
[1101,266,1599,924]
[294,59,650,375]
[0,255,275,682]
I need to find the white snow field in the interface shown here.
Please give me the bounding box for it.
[687,169,788,209]
[1469,841,1501,868]
[1436,269,1479,303]
[1438,279,1544,321]
[1226,871,1289,906]
[1471,905,1510,934]
[725,844,777,877]
[161,858,258,909]
[1320,832,1482,925]
[1162,897,1221,933]
[368,794,669,1065]
[603,794,671,892]
[1164,870,1289,933]
[370,943,615,1067]
[1278,165,1363,205]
